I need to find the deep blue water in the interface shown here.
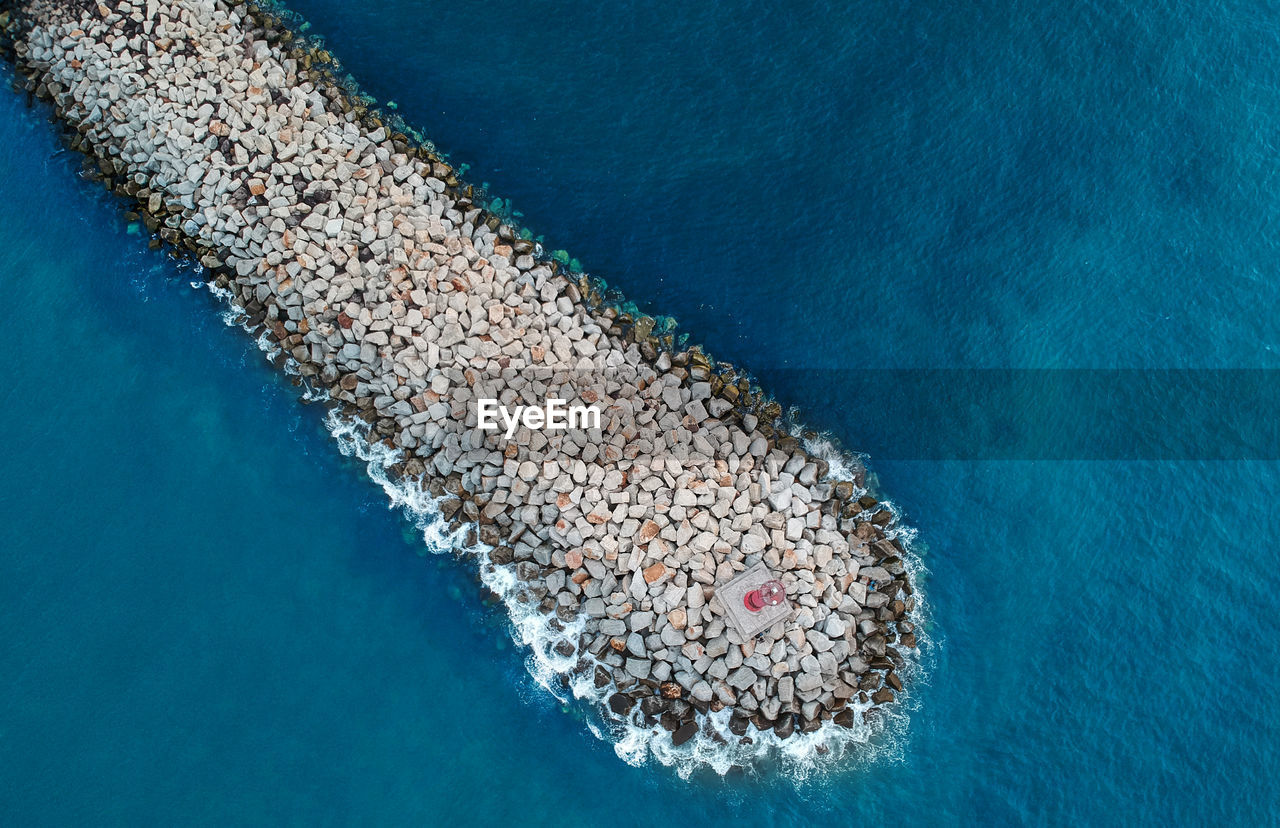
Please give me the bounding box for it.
[3,0,1279,823]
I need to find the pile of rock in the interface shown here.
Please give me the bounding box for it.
[2,0,920,746]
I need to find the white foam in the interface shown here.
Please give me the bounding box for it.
[321,408,933,780]
[190,270,934,778]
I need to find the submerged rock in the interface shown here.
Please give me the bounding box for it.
[608,693,634,716]
[671,720,699,747]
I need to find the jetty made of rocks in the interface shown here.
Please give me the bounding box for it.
[0,0,921,750]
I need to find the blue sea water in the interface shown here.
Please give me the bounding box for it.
[2,0,1279,823]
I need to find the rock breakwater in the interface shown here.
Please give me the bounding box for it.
[1,0,925,770]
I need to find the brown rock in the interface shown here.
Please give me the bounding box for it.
[667,608,687,630]
[637,519,660,542]
[643,562,667,584]
[660,682,682,699]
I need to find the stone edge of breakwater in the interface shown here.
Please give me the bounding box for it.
[0,0,926,761]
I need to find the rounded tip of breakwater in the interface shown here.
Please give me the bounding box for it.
[7,0,933,776]
[328,409,933,778]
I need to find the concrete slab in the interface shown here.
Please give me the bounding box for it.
[715,562,791,638]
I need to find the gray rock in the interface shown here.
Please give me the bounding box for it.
[824,615,847,638]
[727,666,758,691]
[785,517,805,541]
[866,591,890,608]
[861,566,892,583]
[806,629,833,652]
[629,610,655,631]
[600,619,627,636]
[704,635,730,658]
[625,658,652,679]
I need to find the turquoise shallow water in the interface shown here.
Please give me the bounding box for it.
[3,0,1280,822]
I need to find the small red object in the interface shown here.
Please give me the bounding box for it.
[743,579,786,612]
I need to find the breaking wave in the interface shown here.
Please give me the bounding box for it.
[323,404,933,781]
[188,264,934,781]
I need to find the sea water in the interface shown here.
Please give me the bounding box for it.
[2,0,1279,822]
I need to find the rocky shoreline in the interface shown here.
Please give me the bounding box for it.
[1,0,921,754]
